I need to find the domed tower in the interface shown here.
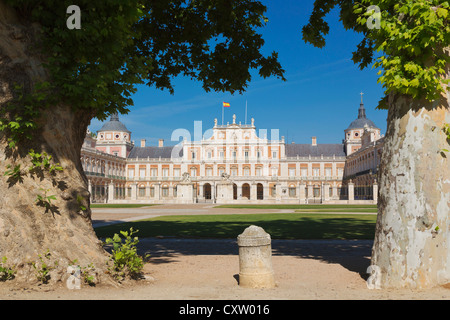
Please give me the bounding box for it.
[344,93,380,156]
[96,112,133,158]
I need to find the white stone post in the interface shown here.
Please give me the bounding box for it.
[237,225,275,288]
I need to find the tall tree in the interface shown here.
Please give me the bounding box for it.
[0,0,284,283]
[303,0,449,288]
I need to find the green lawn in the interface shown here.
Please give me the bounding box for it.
[94,213,377,240]
[90,204,159,208]
[214,204,377,209]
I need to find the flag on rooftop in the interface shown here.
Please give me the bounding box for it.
[223,102,230,107]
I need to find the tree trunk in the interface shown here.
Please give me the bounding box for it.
[371,91,450,289]
[0,1,111,284]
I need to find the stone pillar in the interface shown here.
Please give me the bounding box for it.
[177,182,194,204]
[88,180,92,199]
[348,180,355,202]
[251,183,257,201]
[216,181,234,203]
[237,225,275,288]
[324,183,330,202]
[131,183,137,201]
[332,184,338,199]
[237,184,242,200]
[372,180,378,204]
[275,183,281,201]
[154,183,161,201]
[108,182,114,202]
[198,183,204,201]
[307,184,313,202]
[299,182,306,203]
[211,183,216,203]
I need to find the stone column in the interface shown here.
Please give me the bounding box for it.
[348,180,355,202]
[299,182,306,203]
[108,181,114,202]
[324,183,330,202]
[275,183,281,201]
[154,183,161,201]
[307,184,313,202]
[251,183,257,201]
[237,225,275,288]
[372,179,378,204]
[131,183,137,201]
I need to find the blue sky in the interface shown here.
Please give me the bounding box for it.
[89,0,387,146]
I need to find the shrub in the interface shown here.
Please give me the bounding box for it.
[105,228,148,281]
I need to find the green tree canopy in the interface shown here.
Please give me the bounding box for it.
[302,0,449,109]
[4,0,285,121]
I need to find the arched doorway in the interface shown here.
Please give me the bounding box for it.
[242,183,250,200]
[257,183,264,200]
[203,183,212,200]
[233,183,237,200]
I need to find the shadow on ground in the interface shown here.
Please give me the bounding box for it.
[135,238,372,279]
[96,217,375,279]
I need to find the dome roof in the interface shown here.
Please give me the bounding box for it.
[99,113,130,133]
[346,102,379,130]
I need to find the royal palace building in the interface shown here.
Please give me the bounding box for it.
[81,98,384,204]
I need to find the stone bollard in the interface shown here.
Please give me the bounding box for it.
[237,225,275,288]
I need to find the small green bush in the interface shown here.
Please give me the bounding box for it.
[105,228,148,281]
[0,257,16,281]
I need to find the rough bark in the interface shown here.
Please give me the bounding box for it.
[0,1,111,284]
[371,90,450,288]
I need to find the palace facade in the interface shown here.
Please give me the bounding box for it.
[81,99,384,204]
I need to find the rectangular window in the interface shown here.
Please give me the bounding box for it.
[162,187,169,197]
[231,168,237,176]
[139,188,145,197]
[128,169,134,179]
[173,168,180,177]
[313,168,320,177]
[139,168,145,178]
[271,167,278,176]
[272,151,277,158]
[301,168,308,177]
[162,168,169,177]
[325,168,332,177]
[256,167,262,176]
[151,168,158,177]
[206,168,213,177]
[289,168,296,177]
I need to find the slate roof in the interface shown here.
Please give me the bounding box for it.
[286,143,346,157]
[128,146,182,159]
[346,102,379,130]
[99,113,131,133]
